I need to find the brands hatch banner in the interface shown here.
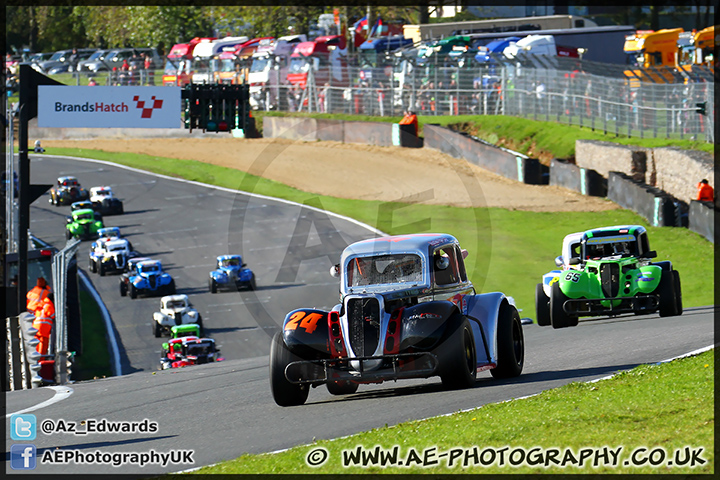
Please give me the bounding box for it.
[38,86,181,128]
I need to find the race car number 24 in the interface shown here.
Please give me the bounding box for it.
[285,311,323,334]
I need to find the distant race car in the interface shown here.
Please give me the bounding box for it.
[89,186,124,215]
[543,225,682,329]
[270,233,525,406]
[535,231,582,326]
[66,208,104,240]
[160,336,221,370]
[68,201,103,225]
[49,176,89,206]
[120,259,175,299]
[208,254,256,292]
[88,237,135,275]
[152,294,203,337]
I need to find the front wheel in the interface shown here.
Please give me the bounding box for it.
[270,331,309,406]
[491,302,525,379]
[120,281,127,297]
[209,278,217,294]
[65,229,72,240]
[550,281,575,328]
[153,321,161,338]
[99,262,106,276]
[130,284,137,299]
[89,258,97,273]
[535,283,551,326]
[437,315,476,389]
[657,271,676,317]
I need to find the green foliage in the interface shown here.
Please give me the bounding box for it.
[73,290,112,381]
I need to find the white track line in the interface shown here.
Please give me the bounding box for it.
[6,386,74,417]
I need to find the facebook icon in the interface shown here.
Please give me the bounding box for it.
[11,444,37,470]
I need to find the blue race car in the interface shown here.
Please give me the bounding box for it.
[208,255,256,293]
[120,259,175,299]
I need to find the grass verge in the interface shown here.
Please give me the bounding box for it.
[186,350,714,475]
[73,288,112,381]
[44,147,714,313]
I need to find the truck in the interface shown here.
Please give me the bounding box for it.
[678,26,715,81]
[503,34,580,59]
[287,35,348,89]
[191,36,248,84]
[215,37,271,85]
[623,28,686,83]
[248,35,307,110]
[162,37,215,87]
[358,35,413,85]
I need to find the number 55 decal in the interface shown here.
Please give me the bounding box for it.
[285,311,324,334]
[564,271,581,283]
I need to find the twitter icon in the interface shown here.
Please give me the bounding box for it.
[11,414,37,440]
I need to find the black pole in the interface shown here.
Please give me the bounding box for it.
[17,69,30,314]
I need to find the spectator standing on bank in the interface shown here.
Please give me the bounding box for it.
[696,179,714,202]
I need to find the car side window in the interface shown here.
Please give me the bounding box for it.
[433,246,459,286]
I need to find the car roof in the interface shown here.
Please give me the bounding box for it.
[91,186,112,191]
[583,225,645,240]
[162,294,189,303]
[218,254,242,261]
[341,233,458,260]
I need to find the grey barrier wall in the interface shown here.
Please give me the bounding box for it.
[263,116,423,148]
[688,201,715,243]
[608,172,679,227]
[550,159,607,197]
[423,124,547,185]
[576,140,714,203]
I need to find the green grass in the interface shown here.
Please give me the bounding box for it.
[180,350,714,475]
[45,147,714,314]
[73,289,112,381]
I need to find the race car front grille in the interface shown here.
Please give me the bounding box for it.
[600,263,620,298]
[347,297,381,357]
[148,275,158,290]
[174,312,182,326]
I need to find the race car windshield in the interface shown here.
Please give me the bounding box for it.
[76,213,93,221]
[585,236,638,258]
[347,254,423,287]
[95,190,111,197]
[221,258,240,267]
[167,301,186,309]
[142,265,159,272]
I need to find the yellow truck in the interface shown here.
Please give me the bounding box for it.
[623,28,685,84]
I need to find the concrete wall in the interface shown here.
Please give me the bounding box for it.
[688,200,715,243]
[608,172,679,227]
[550,159,606,197]
[424,124,547,184]
[575,140,648,182]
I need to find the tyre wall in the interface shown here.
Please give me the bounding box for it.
[549,159,606,197]
[607,172,679,227]
[688,200,715,243]
[423,124,548,185]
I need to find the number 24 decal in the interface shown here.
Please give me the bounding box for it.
[565,272,581,283]
[285,311,323,334]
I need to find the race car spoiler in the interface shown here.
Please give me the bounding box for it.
[285,352,438,384]
[563,295,659,316]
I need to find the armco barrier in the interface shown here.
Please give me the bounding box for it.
[423,124,547,185]
[608,172,679,227]
[688,201,715,243]
[550,159,606,196]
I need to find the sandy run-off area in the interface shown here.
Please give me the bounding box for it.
[43,137,618,212]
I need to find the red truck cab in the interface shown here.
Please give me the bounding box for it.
[287,35,348,88]
[162,37,215,86]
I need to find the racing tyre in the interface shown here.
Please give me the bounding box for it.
[249,274,256,291]
[120,282,127,297]
[153,321,161,338]
[535,283,551,326]
[65,229,72,240]
[167,280,176,295]
[270,331,309,406]
[437,315,476,389]
[326,381,359,396]
[657,271,676,317]
[672,270,682,316]
[99,262,106,276]
[130,284,137,299]
[89,258,97,273]
[491,303,525,379]
[197,315,204,336]
[209,278,217,294]
[550,281,573,329]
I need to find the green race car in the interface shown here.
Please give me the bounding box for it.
[66,208,104,241]
[546,225,682,328]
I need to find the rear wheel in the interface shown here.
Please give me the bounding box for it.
[491,303,525,379]
[326,381,359,395]
[437,315,476,389]
[550,281,574,329]
[657,271,676,317]
[672,270,682,315]
[270,331,309,406]
[535,283,551,326]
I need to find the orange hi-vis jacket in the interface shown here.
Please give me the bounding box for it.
[697,182,714,202]
[27,285,51,313]
[399,113,418,136]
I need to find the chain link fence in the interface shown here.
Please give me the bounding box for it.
[56,53,715,143]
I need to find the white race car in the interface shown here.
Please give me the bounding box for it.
[89,186,124,215]
[89,237,134,275]
[535,232,583,326]
[152,294,203,338]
